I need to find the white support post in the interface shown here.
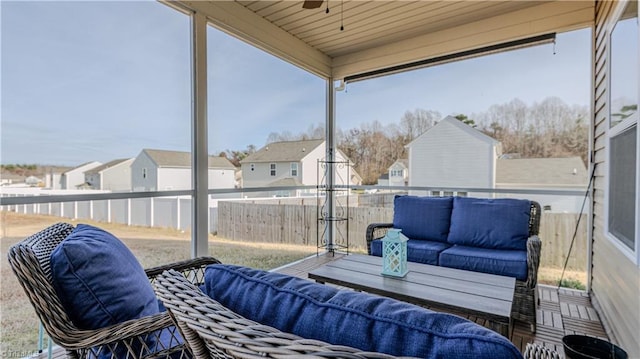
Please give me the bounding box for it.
[325,78,336,251]
[191,11,209,258]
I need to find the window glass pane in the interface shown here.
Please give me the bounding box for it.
[610,1,638,128]
[608,125,637,249]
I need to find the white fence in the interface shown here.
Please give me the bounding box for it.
[2,194,219,233]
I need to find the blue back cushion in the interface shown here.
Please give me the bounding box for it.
[392,195,453,242]
[51,224,159,329]
[448,197,531,250]
[204,264,522,359]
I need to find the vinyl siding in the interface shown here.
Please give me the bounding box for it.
[408,119,495,191]
[101,159,133,191]
[591,0,640,355]
[131,152,158,191]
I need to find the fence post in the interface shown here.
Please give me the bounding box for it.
[176,197,181,230]
[150,197,154,227]
[127,198,131,226]
[107,199,111,223]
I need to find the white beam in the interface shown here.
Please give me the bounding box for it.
[192,12,209,258]
[175,0,332,79]
[333,1,595,80]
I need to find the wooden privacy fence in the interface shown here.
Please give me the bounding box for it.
[218,201,587,270]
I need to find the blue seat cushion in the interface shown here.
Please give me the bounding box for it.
[448,197,531,250]
[204,264,522,359]
[371,239,451,265]
[50,224,178,357]
[392,195,453,242]
[439,245,528,281]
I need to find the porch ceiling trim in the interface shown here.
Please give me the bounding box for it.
[332,1,595,80]
[173,0,333,79]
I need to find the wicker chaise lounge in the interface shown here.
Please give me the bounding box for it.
[7,222,221,359]
[366,196,542,332]
[154,269,393,359]
[155,269,560,359]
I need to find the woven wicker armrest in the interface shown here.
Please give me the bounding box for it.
[366,223,394,254]
[526,235,542,288]
[146,256,221,285]
[155,269,404,359]
[523,343,561,359]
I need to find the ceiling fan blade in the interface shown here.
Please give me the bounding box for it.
[302,0,323,9]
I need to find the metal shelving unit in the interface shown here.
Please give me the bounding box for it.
[316,159,349,254]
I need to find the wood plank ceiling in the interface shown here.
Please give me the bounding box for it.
[176,0,594,79]
[236,1,547,58]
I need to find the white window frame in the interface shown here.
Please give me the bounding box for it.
[604,0,640,265]
[270,163,276,176]
[290,162,298,176]
[142,168,147,179]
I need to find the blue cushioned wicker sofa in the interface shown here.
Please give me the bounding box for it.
[367,195,542,332]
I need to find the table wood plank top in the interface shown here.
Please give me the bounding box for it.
[308,254,515,323]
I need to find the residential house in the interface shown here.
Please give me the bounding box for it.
[60,161,102,189]
[240,139,360,197]
[406,116,501,197]
[85,158,134,191]
[131,149,236,191]
[376,173,389,187]
[496,156,588,213]
[388,159,408,187]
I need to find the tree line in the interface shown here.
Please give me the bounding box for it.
[222,97,589,185]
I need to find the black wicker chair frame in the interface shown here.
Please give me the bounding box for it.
[7,222,221,359]
[366,201,542,333]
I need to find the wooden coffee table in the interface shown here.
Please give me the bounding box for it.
[308,254,515,337]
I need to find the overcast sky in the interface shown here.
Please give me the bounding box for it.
[1,1,591,167]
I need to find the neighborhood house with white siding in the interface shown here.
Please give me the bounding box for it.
[131,149,236,192]
[240,139,361,198]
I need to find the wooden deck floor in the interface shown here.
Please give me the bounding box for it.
[34,253,608,359]
[275,253,609,357]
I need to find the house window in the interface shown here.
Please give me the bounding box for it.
[142,168,147,179]
[270,163,276,176]
[390,169,403,177]
[250,163,255,171]
[607,0,638,256]
[290,163,298,176]
[431,191,441,197]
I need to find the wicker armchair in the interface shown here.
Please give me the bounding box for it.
[366,200,542,333]
[7,222,221,359]
[154,269,403,359]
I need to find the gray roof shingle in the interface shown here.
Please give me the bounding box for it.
[143,149,236,169]
[496,157,588,187]
[240,139,324,163]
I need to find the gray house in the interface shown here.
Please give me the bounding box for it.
[240,139,360,197]
[85,158,134,191]
[496,156,588,213]
[131,149,236,191]
[60,161,102,189]
[407,116,501,197]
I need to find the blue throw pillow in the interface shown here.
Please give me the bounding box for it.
[448,197,531,250]
[392,195,453,242]
[50,224,159,329]
[204,264,522,359]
